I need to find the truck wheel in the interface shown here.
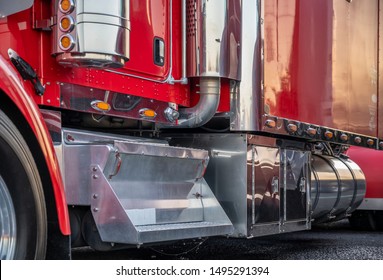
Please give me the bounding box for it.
[374,211,383,231]
[348,210,377,231]
[0,111,47,259]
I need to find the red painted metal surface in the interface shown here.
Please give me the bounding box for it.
[379,0,383,139]
[0,1,192,109]
[347,147,383,199]
[263,0,379,138]
[0,55,70,236]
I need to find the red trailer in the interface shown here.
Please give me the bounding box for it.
[0,0,381,259]
[347,147,383,230]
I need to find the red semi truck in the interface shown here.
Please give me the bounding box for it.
[0,0,381,259]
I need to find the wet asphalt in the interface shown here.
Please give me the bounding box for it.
[71,220,383,260]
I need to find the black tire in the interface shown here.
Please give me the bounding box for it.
[373,211,383,231]
[0,110,47,259]
[348,210,377,231]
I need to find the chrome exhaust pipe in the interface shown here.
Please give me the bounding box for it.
[176,77,220,128]
[161,0,240,129]
[161,77,220,128]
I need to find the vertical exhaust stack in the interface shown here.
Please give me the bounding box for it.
[186,0,241,80]
[162,0,241,128]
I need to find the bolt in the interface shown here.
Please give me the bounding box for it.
[93,207,99,212]
[93,194,98,199]
[194,192,203,199]
[66,134,75,142]
[92,167,98,172]
[93,174,98,179]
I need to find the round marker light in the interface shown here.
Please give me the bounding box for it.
[287,123,298,133]
[306,127,317,136]
[340,133,349,142]
[59,16,74,32]
[354,137,362,144]
[366,139,374,146]
[59,34,75,51]
[265,119,276,128]
[59,0,75,14]
[324,131,333,140]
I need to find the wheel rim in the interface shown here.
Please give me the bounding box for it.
[0,175,16,259]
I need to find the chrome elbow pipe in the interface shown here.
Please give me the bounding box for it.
[160,77,220,129]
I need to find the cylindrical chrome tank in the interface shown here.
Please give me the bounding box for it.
[311,154,366,223]
[52,0,130,68]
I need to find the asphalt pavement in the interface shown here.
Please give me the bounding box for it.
[72,220,383,260]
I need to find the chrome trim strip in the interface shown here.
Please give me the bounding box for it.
[230,0,262,131]
[251,145,255,225]
[283,149,287,222]
[261,115,380,149]
[59,83,172,124]
[358,198,383,210]
[169,0,188,84]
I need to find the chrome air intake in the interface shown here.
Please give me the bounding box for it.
[186,0,241,79]
[311,154,366,224]
[52,0,130,68]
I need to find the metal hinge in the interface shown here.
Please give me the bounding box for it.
[33,16,55,31]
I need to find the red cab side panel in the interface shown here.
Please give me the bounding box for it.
[0,55,70,235]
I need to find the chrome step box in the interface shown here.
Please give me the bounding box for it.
[61,129,233,244]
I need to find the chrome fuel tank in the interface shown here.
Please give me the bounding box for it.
[311,154,366,223]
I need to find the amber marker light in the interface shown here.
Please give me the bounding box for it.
[91,100,111,112]
[324,131,333,140]
[59,16,74,32]
[287,123,298,133]
[139,108,157,118]
[59,0,75,14]
[306,127,317,136]
[366,139,374,146]
[59,34,75,51]
[265,119,276,128]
